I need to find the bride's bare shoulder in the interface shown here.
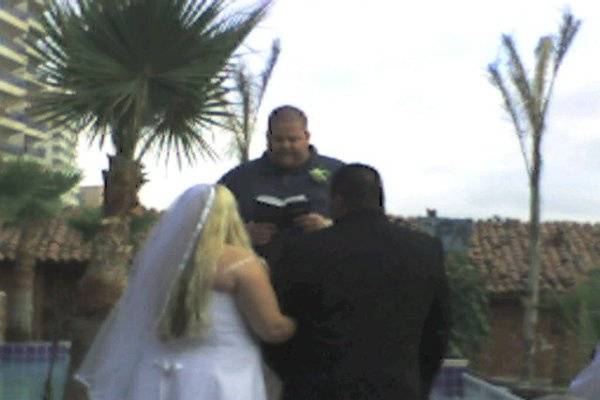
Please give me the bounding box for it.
[213,246,257,291]
[218,245,255,267]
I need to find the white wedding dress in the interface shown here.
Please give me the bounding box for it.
[127,289,267,400]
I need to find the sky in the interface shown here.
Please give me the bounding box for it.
[77,0,600,222]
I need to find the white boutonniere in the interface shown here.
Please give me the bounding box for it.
[309,167,330,184]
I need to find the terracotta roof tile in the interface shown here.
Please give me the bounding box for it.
[2,213,599,294]
[390,216,600,295]
[0,217,92,263]
[468,219,600,295]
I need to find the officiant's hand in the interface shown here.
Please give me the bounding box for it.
[294,213,332,233]
[247,221,278,245]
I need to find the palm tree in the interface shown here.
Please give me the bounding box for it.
[488,12,580,382]
[28,0,272,218]
[27,0,272,309]
[224,38,280,163]
[26,2,272,389]
[0,158,81,340]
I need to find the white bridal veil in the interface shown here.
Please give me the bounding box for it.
[568,343,600,400]
[75,184,216,400]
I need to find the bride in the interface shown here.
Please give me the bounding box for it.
[75,184,296,400]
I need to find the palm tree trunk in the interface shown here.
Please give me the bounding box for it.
[102,155,145,217]
[524,136,542,382]
[78,218,133,315]
[67,153,142,396]
[71,218,131,344]
[241,145,250,164]
[78,152,144,314]
[7,223,39,341]
[66,215,134,400]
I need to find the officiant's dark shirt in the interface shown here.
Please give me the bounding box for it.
[267,209,451,400]
[219,146,343,259]
[219,146,342,222]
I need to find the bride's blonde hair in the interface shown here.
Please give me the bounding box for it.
[158,185,254,341]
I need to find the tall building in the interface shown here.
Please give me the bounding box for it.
[0,0,79,202]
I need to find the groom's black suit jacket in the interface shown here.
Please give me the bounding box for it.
[266,209,451,400]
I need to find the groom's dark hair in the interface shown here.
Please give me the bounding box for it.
[330,163,385,211]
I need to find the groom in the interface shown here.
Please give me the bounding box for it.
[266,163,451,400]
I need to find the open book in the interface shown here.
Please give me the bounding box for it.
[253,194,311,228]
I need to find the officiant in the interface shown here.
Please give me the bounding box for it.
[219,105,344,262]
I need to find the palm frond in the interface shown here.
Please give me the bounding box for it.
[257,38,281,107]
[554,11,582,74]
[237,63,254,156]
[28,0,272,165]
[501,35,539,132]
[488,62,531,174]
[532,37,552,121]
[541,11,581,118]
[224,37,281,163]
[491,13,580,162]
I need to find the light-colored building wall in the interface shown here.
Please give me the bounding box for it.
[0,0,79,204]
[78,185,103,209]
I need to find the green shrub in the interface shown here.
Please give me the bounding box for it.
[446,251,491,358]
[541,269,600,360]
[69,207,103,241]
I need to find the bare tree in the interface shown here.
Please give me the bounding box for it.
[225,39,281,163]
[488,12,580,382]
